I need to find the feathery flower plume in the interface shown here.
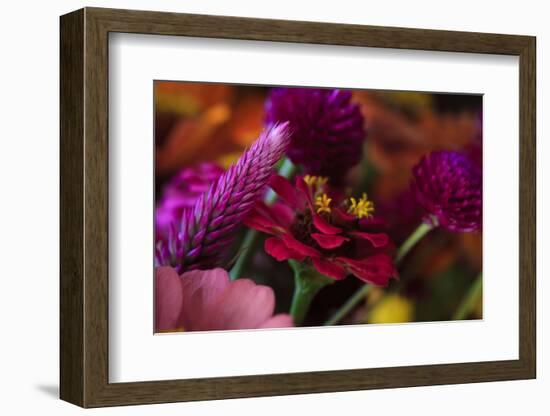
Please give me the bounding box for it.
[411,151,482,232]
[265,88,366,184]
[156,123,291,272]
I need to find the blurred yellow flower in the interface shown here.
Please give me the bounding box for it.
[368,294,414,324]
[473,293,483,319]
[155,92,201,116]
[217,151,243,169]
[374,91,434,114]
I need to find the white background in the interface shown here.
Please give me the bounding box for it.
[0,0,546,415]
[110,34,519,382]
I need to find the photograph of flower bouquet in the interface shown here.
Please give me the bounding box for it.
[154,82,482,333]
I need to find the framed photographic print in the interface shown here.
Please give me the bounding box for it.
[60,7,536,408]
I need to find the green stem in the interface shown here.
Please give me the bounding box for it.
[325,284,372,326]
[289,260,333,326]
[452,272,483,320]
[289,276,317,326]
[228,230,259,279]
[229,158,296,280]
[395,222,434,264]
[324,222,434,326]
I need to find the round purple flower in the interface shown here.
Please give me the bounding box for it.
[155,162,224,237]
[465,110,483,169]
[411,151,482,232]
[265,88,366,183]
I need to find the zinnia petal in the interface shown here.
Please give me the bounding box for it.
[206,280,276,330]
[268,202,295,228]
[312,213,342,235]
[337,254,396,286]
[269,175,300,209]
[332,207,357,224]
[168,269,294,331]
[253,201,293,229]
[265,237,305,262]
[349,231,389,248]
[281,234,321,258]
[312,258,347,280]
[155,267,184,332]
[244,206,280,235]
[311,233,349,249]
[259,314,294,328]
[179,268,230,330]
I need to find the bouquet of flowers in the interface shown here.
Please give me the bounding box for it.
[154,84,482,333]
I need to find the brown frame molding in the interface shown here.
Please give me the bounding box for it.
[60,7,536,408]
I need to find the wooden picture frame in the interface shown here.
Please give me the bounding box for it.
[60,7,536,408]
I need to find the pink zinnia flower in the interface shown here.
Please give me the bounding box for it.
[245,175,397,286]
[155,162,224,238]
[155,267,293,332]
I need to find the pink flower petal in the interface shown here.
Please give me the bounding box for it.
[312,258,347,280]
[349,231,389,248]
[311,233,349,249]
[269,175,299,209]
[281,233,321,258]
[179,268,230,331]
[206,280,276,330]
[259,314,294,328]
[155,267,184,332]
[265,237,305,262]
[312,213,342,235]
[176,269,294,332]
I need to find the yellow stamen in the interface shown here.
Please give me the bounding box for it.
[348,193,375,219]
[317,176,328,187]
[304,175,328,189]
[315,193,332,214]
[304,175,316,186]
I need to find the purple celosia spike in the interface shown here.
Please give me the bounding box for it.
[411,150,482,232]
[156,123,291,272]
[265,88,366,184]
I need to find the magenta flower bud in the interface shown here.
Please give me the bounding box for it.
[265,88,366,184]
[155,162,224,238]
[411,151,482,232]
[156,123,291,272]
